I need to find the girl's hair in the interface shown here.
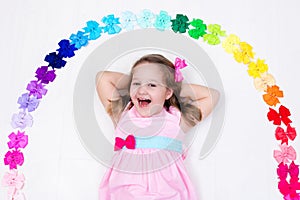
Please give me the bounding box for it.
[107,54,202,127]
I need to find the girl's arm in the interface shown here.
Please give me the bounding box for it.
[95,71,130,115]
[180,83,220,120]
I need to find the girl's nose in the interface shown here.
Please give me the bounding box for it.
[137,84,147,94]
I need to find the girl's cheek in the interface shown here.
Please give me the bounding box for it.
[130,86,139,93]
[129,90,136,98]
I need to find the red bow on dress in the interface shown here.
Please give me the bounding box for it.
[114,135,136,151]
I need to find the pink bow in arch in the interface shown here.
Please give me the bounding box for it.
[114,135,136,151]
[174,57,188,82]
[274,144,297,164]
[2,170,25,196]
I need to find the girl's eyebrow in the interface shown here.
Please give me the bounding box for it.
[147,80,166,87]
[132,78,160,83]
[147,79,160,83]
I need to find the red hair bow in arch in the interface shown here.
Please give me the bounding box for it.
[275,125,297,145]
[267,105,292,126]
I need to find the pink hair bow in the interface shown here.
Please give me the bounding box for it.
[174,57,187,82]
[2,170,25,197]
[274,144,297,164]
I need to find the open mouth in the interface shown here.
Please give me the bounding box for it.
[138,98,151,107]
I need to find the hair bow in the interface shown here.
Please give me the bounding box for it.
[2,170,25,196]
[275,125,297,145]
[284,193,300,200]
[267,105,292,126]
[274,144,297,164]
[114,135,136,151]
[277,162,299,181]
[279,179,300,199]
[174,57,187,82]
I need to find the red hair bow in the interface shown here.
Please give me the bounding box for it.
[267,105,292,126]
[114,135,136,151]
[275,125,297,145]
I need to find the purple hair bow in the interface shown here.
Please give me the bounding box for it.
[174,57,187,82]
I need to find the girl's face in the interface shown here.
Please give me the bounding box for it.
[130,63,173,117]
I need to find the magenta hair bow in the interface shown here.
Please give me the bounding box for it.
[279,179,300,198]
[277,162,299,180]
[114,135,136,151]
[284,193,300,200]
[174,57,188,82]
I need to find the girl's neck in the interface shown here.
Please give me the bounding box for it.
[130,105,166,118]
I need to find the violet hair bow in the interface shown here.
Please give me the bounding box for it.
[114,135,136,151]
[174,57,187,82]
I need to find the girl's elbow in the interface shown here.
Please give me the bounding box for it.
[212,89,220,105]
[96,71,110,85]
[96,71,103,84]
[207,88,220,107]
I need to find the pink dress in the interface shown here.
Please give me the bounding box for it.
[99,106,198,200]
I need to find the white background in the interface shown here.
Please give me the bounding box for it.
[1,0,300,199]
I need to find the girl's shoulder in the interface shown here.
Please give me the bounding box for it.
[168,106,194,133]
[167,106,194,134]
[167,106,181,122]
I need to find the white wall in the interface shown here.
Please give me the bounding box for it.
[1,0,300,199]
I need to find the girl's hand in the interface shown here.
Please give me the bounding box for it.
[96,71,130,114]
[180,83,220,120]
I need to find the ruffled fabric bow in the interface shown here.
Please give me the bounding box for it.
[2,170,25,197]
[114,135,136,150]
[174,57,187,82]
[274,144,297,164]
[275,125,297,145]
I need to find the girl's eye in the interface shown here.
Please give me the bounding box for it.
[132,82,140,86]
[148,83,156,87]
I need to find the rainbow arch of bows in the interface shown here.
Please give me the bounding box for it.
[2,10,299,199]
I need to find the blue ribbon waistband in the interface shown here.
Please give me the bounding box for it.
[122,136,182,153]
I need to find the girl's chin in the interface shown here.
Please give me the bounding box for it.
[134,104,163,117]
[135,107,152,117]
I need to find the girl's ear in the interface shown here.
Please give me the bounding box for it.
[165,88,173,100]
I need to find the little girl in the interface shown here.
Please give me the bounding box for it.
[96,54,219,200]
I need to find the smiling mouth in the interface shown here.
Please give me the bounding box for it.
[138,98,151,107]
